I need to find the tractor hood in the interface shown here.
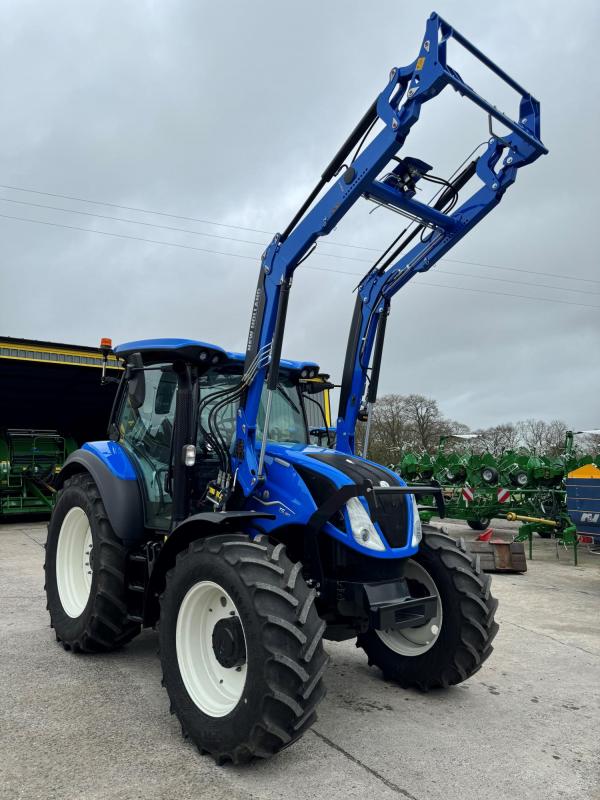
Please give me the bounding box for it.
[263,441,403,490]
[253,442,415,556]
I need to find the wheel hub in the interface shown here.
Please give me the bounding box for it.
[56,506,94,618]
[376,559,443,656]
[212,617,246,669]
[176,581,248,717]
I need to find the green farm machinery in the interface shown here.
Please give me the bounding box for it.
[0,429,77,515]
[397,432,599,554]
[0,336,120,519]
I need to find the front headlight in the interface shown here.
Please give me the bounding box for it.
[411,494,422,547]
[345,497,386,552]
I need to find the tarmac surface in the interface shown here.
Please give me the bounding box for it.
[1,519,599,800]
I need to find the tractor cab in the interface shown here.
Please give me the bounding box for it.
[111,338,329,531]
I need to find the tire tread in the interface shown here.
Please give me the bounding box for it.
[159,533,327,765]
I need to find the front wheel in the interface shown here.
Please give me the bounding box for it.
[357,528,498,690]
[158,534,328,764]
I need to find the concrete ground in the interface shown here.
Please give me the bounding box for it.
[1,519,599,800]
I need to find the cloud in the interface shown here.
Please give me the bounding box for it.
[0,0,598,430]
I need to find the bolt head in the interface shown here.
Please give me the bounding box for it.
[522,118,528,124]
[492,182,498,190]
[391,118,398,130]
[507,156,513,164]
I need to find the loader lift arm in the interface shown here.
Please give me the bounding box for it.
[229,11,547,495]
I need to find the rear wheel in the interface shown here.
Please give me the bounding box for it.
[44,473,140,652]
[467,519,490,531]
[357,528,498,690]
[158,534,328,764]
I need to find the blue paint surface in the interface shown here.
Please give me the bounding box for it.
[82,441,137,481]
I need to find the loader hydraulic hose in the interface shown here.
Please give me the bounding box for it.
[280,100,378,242]
[366,308,389,405]
[376,158,478,274]
[267,279,291,392]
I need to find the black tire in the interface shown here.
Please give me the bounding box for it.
[467,519,490,531]
[158,534,328,764]
[357,528,499,690]
[44,472,140,652]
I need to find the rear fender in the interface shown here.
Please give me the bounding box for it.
[56,443,144,547]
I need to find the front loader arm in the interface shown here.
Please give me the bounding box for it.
[335,131,537,453]
[232,11,547,493]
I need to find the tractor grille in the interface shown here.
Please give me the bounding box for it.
[370,489,409,549]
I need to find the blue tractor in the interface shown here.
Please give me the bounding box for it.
[44,13,546,763]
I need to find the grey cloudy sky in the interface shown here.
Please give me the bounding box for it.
[1,0,598,430]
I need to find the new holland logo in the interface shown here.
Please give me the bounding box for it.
[581,512,600,523]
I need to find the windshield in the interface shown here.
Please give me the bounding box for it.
[198,368,308,449]
[257,378,308,446]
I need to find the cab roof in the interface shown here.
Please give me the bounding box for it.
[115,338,319,374]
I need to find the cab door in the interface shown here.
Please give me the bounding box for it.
[117,365,178,530]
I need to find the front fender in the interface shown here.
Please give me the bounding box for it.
[143,510,274,626]
[57,442,144,547]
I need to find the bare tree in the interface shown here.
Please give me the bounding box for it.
[475,423,520,456]
[363,393,468,464]
[365,394,411,464]
[573,431,600,458]
[401,394,449,451]
[544,419,568,456]
[357,392,581,465]
[518,418,549,454]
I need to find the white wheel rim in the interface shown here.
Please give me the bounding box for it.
[56,506,93,618]
[176,581,247,717]
[376,560,442,656]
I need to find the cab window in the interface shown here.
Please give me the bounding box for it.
[118,366,177,529]
[257,378,307,445]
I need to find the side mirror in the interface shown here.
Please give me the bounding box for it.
[301,380,335,395]
[309,427,336,446]
[126,352,145,410]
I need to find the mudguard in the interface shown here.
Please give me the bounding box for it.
[56,443,145,547]
[143,510,275,626]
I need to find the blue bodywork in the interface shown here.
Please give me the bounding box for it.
[116,338,227,357]
[87,343,411,558]
[246,442,417,559]
[82,441,137,481]
[566,472,600,541]
[116,338,318,375]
